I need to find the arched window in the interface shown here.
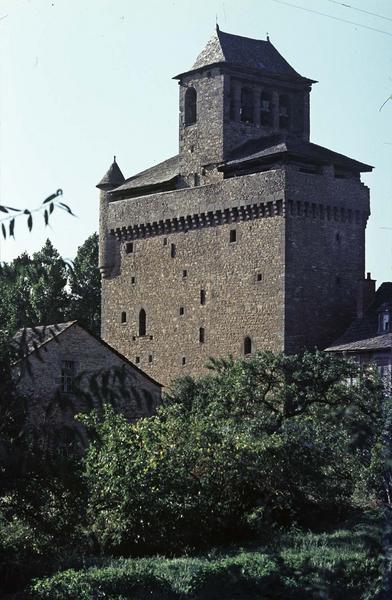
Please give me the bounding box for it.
[240,87,254,123]
[244,336,252,355]
[139,309,146,336]
[185,87,197,126]
[260,92,272,126]
[279,95,290,129]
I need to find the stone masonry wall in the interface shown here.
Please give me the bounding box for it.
[284,167,369,352]
[102,170,287,387]
[101,166,369,387]
[179,67,225,185]
[103,217,285,388]
[177,67,310,187]
[17,324,161,418]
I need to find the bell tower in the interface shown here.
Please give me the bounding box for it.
[175,26,315,186]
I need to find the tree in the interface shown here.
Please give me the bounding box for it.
[68,233,101,335]
[28,239,69,325]
[0,253,36,332]
[82,351,385,555]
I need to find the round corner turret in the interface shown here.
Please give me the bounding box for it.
[98,157,125,282]
[97,156,125,191]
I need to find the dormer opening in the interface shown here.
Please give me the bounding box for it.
[185,87,197,126]
[240,87,254,124]
[378,304,391,334]
[279,94,290,129]
[260,92,272,126]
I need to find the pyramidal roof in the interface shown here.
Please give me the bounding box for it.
[175,26,311,81]
[97,157,125,189]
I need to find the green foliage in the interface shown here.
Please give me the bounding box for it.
[82,351,384,555]
[30,515,383,599]
[0,189,73,240]
[0,234,100,334]
[29,239,69,325]
[68,233,101,335]
[0,347,388,596]
[0,329,89,594]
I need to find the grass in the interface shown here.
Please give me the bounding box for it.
[30,513,385,600]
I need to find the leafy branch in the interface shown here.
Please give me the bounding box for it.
[0,189,75,239]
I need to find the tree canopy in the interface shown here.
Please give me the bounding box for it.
[0,233,101,335]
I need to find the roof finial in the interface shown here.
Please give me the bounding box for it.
[266,32,270,42]
[113,155,116,163]
[216,17,219,32]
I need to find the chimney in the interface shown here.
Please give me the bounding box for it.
[357,272,376,319]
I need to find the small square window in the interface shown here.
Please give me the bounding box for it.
[131,276,136,284]
[183,269,187,278]
[126,242,134,254]
[171,243,176,258]
[230,229,237,243]
[179,307,185,316]
[182,356,186,366]
[257,273,262,282]
[200,289,206,305]
[135,356,140,364]
[121,311,127,324]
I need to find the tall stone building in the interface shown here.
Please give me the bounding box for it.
[97,27,372,387]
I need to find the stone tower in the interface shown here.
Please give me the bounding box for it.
[97,27,372,387]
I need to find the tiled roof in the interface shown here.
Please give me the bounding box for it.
[176,27,312,81]
[326,283,392,352]
[97,158,125,189]
[110,155,179,196]
[221,134,373,173]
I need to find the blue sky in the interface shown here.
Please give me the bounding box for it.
[0,0,391,285]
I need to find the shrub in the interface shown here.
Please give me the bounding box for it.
[81,352,384,555]
[30,519,383,599]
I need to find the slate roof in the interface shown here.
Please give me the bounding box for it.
[110,155,179,196]
[326,283,392,352]
[175,27,313,82]
[326,333,392,353]
[97,158,125,189]
[220,134,373,173]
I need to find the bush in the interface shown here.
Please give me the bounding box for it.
[81,352,384,555]
[31,567,175,600]
[30,518,383,599]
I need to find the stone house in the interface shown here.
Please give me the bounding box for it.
[326,280,392,390]
[97,26,373,387]
[14,321,162,423]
